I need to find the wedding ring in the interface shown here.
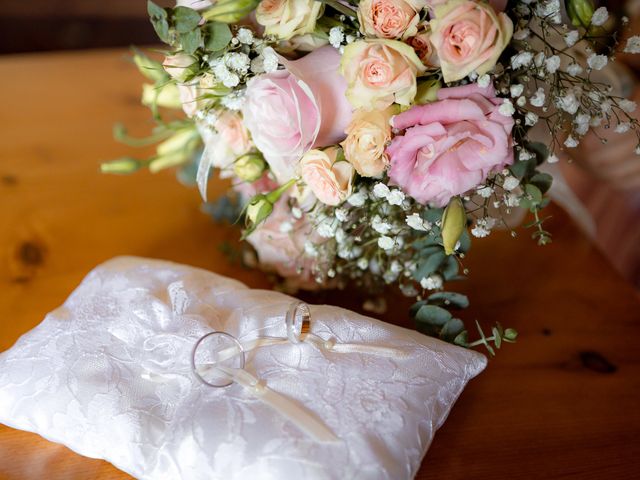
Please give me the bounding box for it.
[285,301,311,344]
[191,331,246,388]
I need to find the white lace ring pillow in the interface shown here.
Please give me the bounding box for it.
[0,257,486,480]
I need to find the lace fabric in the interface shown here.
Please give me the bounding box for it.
[0,257,486,480]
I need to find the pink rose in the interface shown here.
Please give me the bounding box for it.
[357,0,422,39]
[386,83,514,206]
[214,111,252,156]
[430,0,513,82]
[426,0,507,12]
[300,147,354,206]
[242,46,351,184]
[246,196,323,290]
[408,26,439,67]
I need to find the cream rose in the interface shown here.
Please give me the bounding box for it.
[256,0,322,40]
[300,147,354,206]
[340,39,426,110]
[430,0,513,83]
[341,107,395,177]
[357,0,422,39]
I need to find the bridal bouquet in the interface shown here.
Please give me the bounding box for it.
[105,0,639,353]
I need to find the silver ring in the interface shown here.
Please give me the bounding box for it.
[285,301,311,344]
[191,331,246,388]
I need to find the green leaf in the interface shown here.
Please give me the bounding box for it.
[456,229,471,254]
[180,29,202,55]
[413,251,445,281]
[493,326,502,349]
[441,256,459,281]
[422,207,444,224]
[525,184,543,205]
[504,328,518,341]
[205,22,233,51]
[415,305,452,327]
[510,159,535,179]
[454,330,469,347]
[525,142,549,165]
[148,1,170,43]
[409,300,427,318]
[173,6,202,33]
[441,318,465,342]
[132,49,168,82]
[530,172,553,194]
[427,292,469,309]
[147,0,167,18]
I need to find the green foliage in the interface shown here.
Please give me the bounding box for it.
[454,321,518,356]
[173,6,202,33]
[148,1,170,43]
[205,22,233,51]
[180,28,203,55]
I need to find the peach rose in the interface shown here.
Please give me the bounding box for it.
[357,0,423,40]
[430,0,513,83]
[300,147,354,206]
[215,111,252,156]
[408,25,439,67]
[341,107,395,177]
[256,0,322,40]
[340,39,426,110]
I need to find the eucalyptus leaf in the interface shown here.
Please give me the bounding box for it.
[413,251,445,281]
[454,330,469,347]
[530,172,553,194]
[422,207,444,224]
[525,184,543,204]
[440,318,465,342]
[415,305,452,327]
[441,256,459,281]
[180,28,202,55]
[525,141,549,164]
[205,22,233,51]
[427,292,469,309]
[148,1,170,43]
[174,6,202,33]
[510,159,535,179]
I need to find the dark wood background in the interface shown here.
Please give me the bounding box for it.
[0,0,176,54]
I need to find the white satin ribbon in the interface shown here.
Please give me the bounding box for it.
[197,364,338,443]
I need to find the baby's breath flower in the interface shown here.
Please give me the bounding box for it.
[530,88,546,107]
[478,74,491,88]
[373,183,390,198]
[329,26,344,49]
[545,55,561,74]
[591,7,609,26]
[378,236,395,251]
[615,122,631,133]
[564,135,579,148]
[387,189,405,205]
[406,213,431,231]
[420,274,443,290]
[564,30,579,47]
[525,112,539,126]
[547,154,559,164]
[236,28,254,45]
[510,84,524,98]
[503,176,520,191]
[567,63,583,76]
[624,36,640,54]
[477,185,494,198]
[348,190,366,206]
[619,99,637,113]
[587,54,608,71]
[499,100,516,116]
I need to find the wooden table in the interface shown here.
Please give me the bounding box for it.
[1,49,639,480]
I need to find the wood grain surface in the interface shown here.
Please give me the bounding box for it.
[0,49,639,480]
